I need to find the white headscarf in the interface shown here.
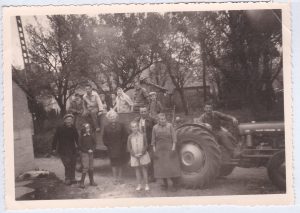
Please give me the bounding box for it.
[106,109,118,120]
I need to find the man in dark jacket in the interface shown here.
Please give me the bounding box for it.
[198,103,239,157]
[52,114,79,185]
[134,107,156,182]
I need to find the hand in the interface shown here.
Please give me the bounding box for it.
[152,146,156,152]
[232,118,238,125]
[172,143,176,151]
[97,111,103,116]
[88,149,93,153]
[136,153,142,158]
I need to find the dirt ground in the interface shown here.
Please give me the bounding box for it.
[16,156,284,200]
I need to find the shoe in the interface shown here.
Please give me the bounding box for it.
[136,184,142,191]
[145,184,150,191]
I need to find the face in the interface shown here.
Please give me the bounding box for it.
[158,115,167,126]
[117,89,122,97]
[131,123,139,134]
[64,117,74,127]
[108,116,117,124]
[150,94,156,101]
[139,107,148,118]
[204,104,213,114]
[85,86,92,94]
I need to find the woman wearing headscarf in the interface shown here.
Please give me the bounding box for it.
[114,87,133,113]
[103,110,128,184]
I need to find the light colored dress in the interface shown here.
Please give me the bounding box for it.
[128,133,151,167]
[151,123,181,178]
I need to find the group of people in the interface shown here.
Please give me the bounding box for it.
[52,80,176,191]
[52,79,239,191]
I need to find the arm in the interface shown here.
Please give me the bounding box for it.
[74,128,79,149]
[151,126,156,146]
[142,134,148,154]
[82,97,88,114]
[215,111,238,124]
[78,135,83,151]
[127,135,133,156]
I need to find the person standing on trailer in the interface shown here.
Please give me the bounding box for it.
[149,91,163,119]
[133,79,149,112]
[68,93,84,133]
[114,87,133,113]
[82,84,104,132]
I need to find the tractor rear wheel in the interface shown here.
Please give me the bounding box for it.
[176,124,221,189]
[267,150,286,190]
[219,134,237,177]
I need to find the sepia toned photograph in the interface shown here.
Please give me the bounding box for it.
[2,2,293,209]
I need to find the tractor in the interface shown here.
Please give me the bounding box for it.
[176,120,285,190]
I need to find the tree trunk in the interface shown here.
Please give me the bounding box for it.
[177,88,189,115]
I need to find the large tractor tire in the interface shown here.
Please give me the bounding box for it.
[267,150,286,190]
[176,124,221,189]
[219,146,235,177]
[219,133,237,177]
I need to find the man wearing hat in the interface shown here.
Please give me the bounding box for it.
[52,114,79,185]
[149,91,163,119]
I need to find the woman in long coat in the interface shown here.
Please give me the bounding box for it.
[103,110,128,184]
[151,113,181,190]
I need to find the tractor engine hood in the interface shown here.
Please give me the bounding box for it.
[238,122,284,135]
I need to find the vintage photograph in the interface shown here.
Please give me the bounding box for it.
[3,3,293,209]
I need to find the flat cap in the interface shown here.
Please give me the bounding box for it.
[149,91,157,96]
[63,113,74,120]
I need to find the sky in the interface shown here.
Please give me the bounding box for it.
[10,16,49,69]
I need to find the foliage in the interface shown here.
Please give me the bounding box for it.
[16,10,283,118]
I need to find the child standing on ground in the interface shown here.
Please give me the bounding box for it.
[79,123,97,188]
[127,121,151,191]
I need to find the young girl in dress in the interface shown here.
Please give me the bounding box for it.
[79,123,97,188]
[127,121,151,191]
